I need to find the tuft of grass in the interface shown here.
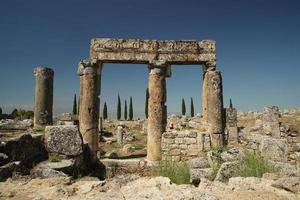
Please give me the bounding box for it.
[110,162,119,176]
[233,150,277,178]
[152,160,190,184]
[33,126,45,133]
[48,154,61,162]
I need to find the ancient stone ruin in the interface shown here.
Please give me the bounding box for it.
[77,38,225,162]
[33,67,54,128]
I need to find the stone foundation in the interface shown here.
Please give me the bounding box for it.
[161,130,211,161]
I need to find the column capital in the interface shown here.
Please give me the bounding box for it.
[34,67,54,78]
[149,60,171,76]
[203,60,216,72]
[77,59,102,76]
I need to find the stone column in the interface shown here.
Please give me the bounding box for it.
[147,62,168,162]
[225,107,238,142]
[202,69,224,147]
[34,67,54,128]
[77,60,102,154]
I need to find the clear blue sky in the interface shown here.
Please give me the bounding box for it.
[0,0,299,118]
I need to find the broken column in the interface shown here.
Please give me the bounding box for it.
[77,60,101,154]
[262,106,281,138]
[225,100,238,142]
[34,67,54,128]
[202,69,224,147]
[147,62,168,162]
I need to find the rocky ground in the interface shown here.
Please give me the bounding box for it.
[0,175,299,200]
[0,108,300,199]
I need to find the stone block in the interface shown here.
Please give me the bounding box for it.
[175,138,184,144]
[45,125,83,156]
[259,136,288,162]
[184,138,197,144]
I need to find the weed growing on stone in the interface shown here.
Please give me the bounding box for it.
[234,150,277,178]
[48,154,61,162]
[152,160,190,184]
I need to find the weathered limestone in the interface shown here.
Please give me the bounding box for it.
[202,70,224,147]
[77,60,101,154]
[162,130,200,161]
[225,107,238,142]
[147,64,168,162]
[45,125,83,156]
[34,67,54,127]
[81,37,223,161]
[90,38,216,65]
[262,106,280,138]
[259,136,288,162]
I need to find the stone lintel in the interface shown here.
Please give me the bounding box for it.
[90,38,216,65]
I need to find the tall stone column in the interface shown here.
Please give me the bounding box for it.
[77,60,101,154]
[202,69,224,147]
[147,62,168,162]
[34,67,54,128]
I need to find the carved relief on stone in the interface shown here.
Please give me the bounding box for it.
[157,40,199,53]
[92,38,157,52]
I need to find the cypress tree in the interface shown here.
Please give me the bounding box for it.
[72,94,77,115]
[0,107,2,116]
[181,98,186,115]
[124,100,128,120]
[190,97,194,117]
[229,98,233,108]
[129,96,133,120]
[145,88,149,119]
[117,94,121,120]
[103,102,108,120]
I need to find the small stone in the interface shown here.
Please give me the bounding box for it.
[187,157,210,169]
[104,151,118,159]
[190,168,213,185]
[215,161,239,182]
[272,177,300,193]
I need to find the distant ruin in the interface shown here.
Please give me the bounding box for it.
[77,38,225,162]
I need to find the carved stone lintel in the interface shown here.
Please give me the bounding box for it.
[90,38,216,65]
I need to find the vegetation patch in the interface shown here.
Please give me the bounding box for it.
[152,160,190,184]
[48,154,61,162]
[233,150,277,178]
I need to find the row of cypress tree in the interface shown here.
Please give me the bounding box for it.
[181,97,195,117]
[103,95,133,120]
[72,90,196,120]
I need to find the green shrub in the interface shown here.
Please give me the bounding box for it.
[49,154,61,162]
[234,150,277,178]
[152,160,190,184]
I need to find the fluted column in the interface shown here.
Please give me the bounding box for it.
[34,67,54,128]
[77,60,102,154]
[147,62,168,162]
